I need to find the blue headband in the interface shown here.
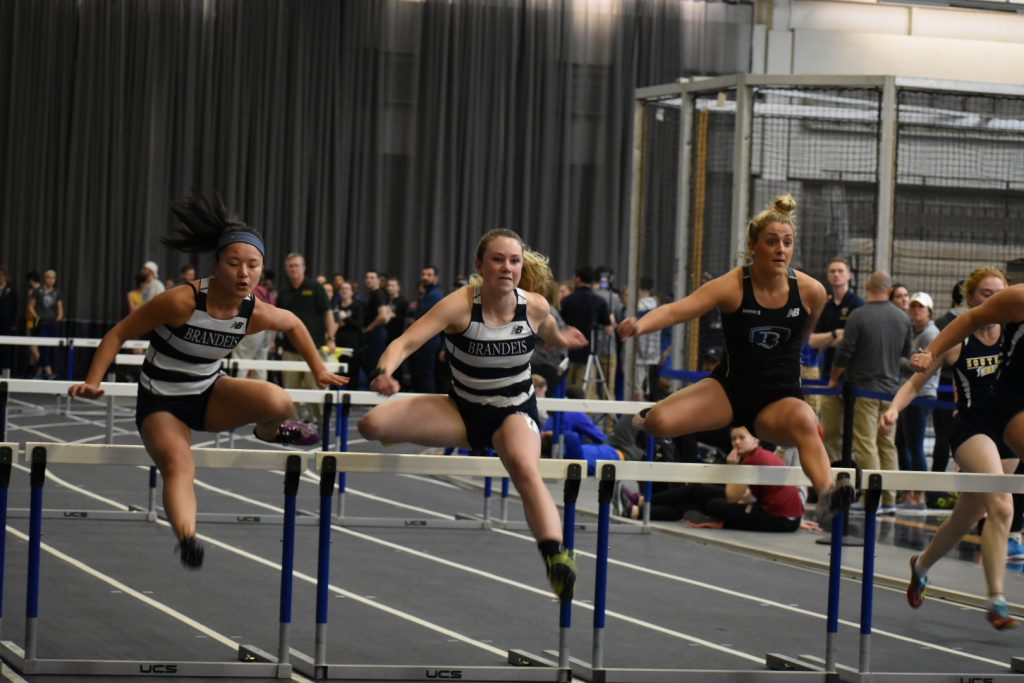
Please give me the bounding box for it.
[217,230,265,256]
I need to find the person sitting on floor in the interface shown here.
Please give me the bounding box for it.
[620,425,804,532]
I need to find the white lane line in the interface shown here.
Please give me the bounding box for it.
[9,465,508,662]
[23,457,1007,669]
[307,473,1009,668]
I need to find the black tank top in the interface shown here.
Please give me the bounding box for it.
[717,266,807,392]
[951,332,1002,412]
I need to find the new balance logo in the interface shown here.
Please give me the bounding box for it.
[512,324,524,335]
[786,307,801,318]
[231,321,244,329]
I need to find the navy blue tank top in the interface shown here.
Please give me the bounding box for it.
[995,321,1024,403]
[717,267,807,392]
[951,332,1003,412]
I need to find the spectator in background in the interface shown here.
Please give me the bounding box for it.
[127,273,147,313]
[560,265,612,399]
[332,280,364,380]
[895,291,939,510]
[23,271,41,377]
[531,279,569,393]
[410,265,444,393]
[331,273,346,306]
[828,270,912,514]
[276,253,335,422]
[593,266,624,399]
[141,261,165,302]
[633,275,661,401]
[386,277,410,386]
[179,264,196,284]
[890,283,910,315]
[0,266,17,374]
[362,269,392,382]
[889,281,912,486]
[27,269,64,379]
[929,280,966,507]
[809,257,864,462]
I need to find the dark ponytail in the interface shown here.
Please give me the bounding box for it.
[162,193,263,255]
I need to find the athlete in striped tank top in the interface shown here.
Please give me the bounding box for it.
[358,229,588,600]
[69,194,347,569]
[618,194,854,529]
[887,267,1018,629]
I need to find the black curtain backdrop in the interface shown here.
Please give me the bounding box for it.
[0,0,752,326]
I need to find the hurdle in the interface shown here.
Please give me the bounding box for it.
[0,379,351,525]
[560,460,856,682]
[815,469,1024,683]
[281,451,586,681]
[0,442,304,677]
[331,393,655,534]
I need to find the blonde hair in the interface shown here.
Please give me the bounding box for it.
[474,228,554,295]
[747,194,797,247]
[964,266,1008,303]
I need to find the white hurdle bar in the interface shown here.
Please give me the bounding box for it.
[279,452,587,682]
[328,394,656,535]
[565,460,857,683]
[817,469,1024,683]
[0,442,306,678]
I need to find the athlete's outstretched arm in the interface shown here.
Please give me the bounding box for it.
[618,271,732,339]
[912,285,1024,371]
[252,300,347,388]
[371,288,472,394]
[68,287,195,399]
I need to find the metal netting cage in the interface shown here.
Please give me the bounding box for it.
[624,75,1024,398]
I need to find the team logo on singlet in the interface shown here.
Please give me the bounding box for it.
[750,326,792,349]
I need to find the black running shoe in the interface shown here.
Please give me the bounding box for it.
[815,479,855,531]
[178,536,205,569]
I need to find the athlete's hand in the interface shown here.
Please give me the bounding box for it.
[909,351,933,372]
[561,325,588,349]
[370,372,401,396]
[316,371,349,389]
[878,408,899,435]
[68,383,104,400]
[617,317,640,339]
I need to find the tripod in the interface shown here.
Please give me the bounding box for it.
[581,324,613,403]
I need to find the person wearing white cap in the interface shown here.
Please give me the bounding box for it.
[893,291,939,510]
[141,260,165,303]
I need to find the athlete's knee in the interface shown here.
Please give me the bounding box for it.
[502,452,540,485]
[154,451,195,481]
[988,493,1013,527]
[643,405,673,437]
[265,387,294,419]
[358,410,385,441]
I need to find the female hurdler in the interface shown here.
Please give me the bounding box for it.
[358,229,587,599]
[908,268,1024,629]
[69,195,347,568]
[618,195,854,525]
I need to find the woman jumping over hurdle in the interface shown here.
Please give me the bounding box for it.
[69,194,347,569]
[358,229,587,600]
[907,267,1024,629]
[617,194,853,526]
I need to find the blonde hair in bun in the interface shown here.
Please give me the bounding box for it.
[747,193,797,248]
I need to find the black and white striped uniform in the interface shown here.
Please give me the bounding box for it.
[140,279,254,396]
[444,286,540,450]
